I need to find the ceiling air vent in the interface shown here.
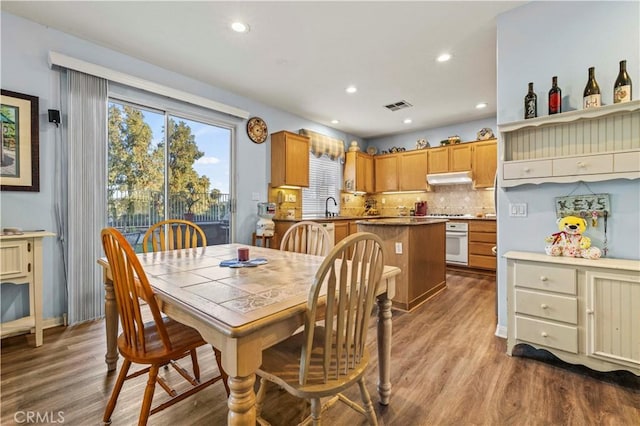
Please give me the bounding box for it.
[384,100,413,111]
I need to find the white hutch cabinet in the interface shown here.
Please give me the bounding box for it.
[505,251,639,375]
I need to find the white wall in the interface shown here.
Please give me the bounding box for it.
[0,12,361,322]
[495,1,640,333]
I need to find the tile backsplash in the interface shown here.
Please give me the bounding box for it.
[340,184,495,217]
[268,184,495,219]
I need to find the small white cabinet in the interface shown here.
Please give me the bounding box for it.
[0,231,55,346]
[505,251,639,375]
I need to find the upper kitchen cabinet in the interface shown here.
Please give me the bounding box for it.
[427,147,449,174]
[428,144,472,174]
[344,151,374,193]
[270,131,310,188]
[472,139,497,188]
[399,150,428,191]
[374,154,399,192]
[499,101,640,187]
[449,144,472,172]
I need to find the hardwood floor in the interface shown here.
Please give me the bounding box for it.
[2,273,638,425]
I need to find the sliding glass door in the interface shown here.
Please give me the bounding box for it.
[107,100,232,251]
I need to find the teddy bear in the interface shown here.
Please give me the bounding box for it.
[545,215,601,259]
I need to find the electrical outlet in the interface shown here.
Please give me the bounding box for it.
[290,194,296,202]
[509,203,527,217]
[395,242,402,254]
[382,198,386,204]
[252,192,260,201]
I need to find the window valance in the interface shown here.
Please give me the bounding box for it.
[299,129,345,161]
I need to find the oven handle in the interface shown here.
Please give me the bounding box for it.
[446,231,468,236]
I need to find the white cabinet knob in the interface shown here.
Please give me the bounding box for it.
[540,276,548,282]
[541,304,549,309]
[577,161,586,168]
[587,309,594,315]
[541,332,548,338]
[523,167,531,173]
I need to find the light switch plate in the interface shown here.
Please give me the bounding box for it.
[252,192,260,201]
[395,242,402,254]
[509,203,527,217]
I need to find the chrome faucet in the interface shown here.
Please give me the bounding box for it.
[325,196,338,217]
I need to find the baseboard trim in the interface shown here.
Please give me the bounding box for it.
[495,324,507,339]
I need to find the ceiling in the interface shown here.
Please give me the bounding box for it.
[1,1,525,139]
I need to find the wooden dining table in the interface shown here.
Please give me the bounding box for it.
[98,243,400,425]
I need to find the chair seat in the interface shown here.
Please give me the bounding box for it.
[257,326,370,399]
[118,317,206,364]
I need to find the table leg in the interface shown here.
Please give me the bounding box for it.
[104,276,119,371]
[227,374,256,426]
[376,294,392,405]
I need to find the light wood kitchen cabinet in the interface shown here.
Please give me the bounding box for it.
[499,100,640,187]
[273,220,294,248]
[398,150,428,191]
[468,220,496,271]
[449,144,472,171]
[472,139,497,188]
[348,220,359,235]
[427,144,472,174]
[270,131,310,188]
[505,251,640,375]
[334,221,349,244]
[374,154,398,192]
[427,147,449,174]
[344,151,374,193]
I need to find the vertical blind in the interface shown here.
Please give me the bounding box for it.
[302,154,342,218]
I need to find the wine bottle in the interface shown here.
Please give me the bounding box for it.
[548,76,562,115]
[613,60,632,103]
[524,82,537,119]
[583,67,601,109]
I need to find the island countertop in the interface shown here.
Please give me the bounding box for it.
[355,217,449,226]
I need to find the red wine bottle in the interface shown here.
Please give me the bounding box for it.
[583,67,601,109]
[613,60,632,103]
[524,82,537,119]
[548,76,562,115]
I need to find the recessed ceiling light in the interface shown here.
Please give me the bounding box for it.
[231,22,250,33]
[345,86,357,94]
[403,118,412,124]
[331,119,340,124]
[476,102,488,109]
[437,53,452,62]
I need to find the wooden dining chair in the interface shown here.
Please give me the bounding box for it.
[141,219,206,253]
[101,227,228,426]
[256,232,386,425]
[280,221,332,256]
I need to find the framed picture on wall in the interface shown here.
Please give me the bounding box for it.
[1,89,39,192]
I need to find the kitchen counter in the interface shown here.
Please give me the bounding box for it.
[356,218,448,226]
[357,219,446,311]
[273,215,495,223]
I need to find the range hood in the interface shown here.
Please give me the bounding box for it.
[426,171,472,186]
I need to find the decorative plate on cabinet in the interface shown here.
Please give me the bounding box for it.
[477,127,494,140]
[246,117,268,144]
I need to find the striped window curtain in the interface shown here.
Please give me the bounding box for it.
[64,70,108,324]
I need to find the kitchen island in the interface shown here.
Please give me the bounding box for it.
[357,218,447,311]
